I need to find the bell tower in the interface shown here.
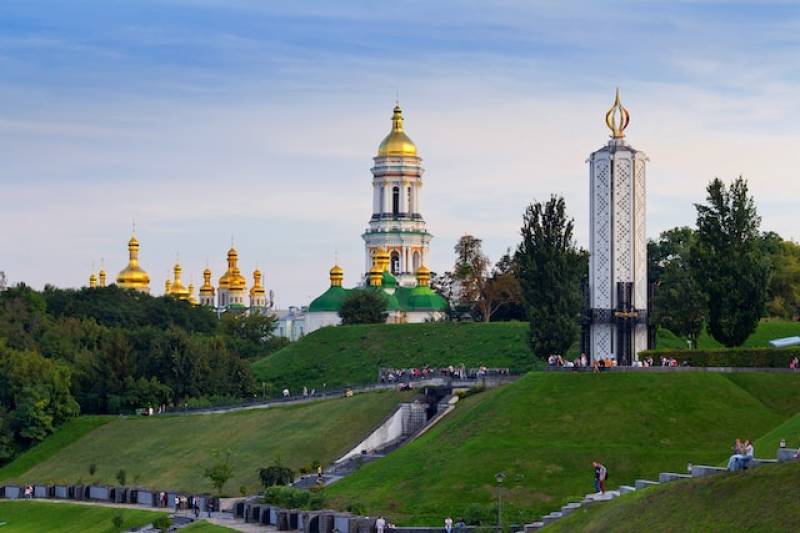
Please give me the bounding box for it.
[362,103,432,287]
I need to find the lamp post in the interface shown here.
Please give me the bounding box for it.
[495,472,506,533]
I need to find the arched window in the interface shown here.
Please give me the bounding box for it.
[391,251,400,274]
[407,187,413,214]
[392,186,400,216]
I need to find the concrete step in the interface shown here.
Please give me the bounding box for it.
[560,502,582,515]
[778,448,799,463]
[541,512,563,525]
[751,458,778,466]
[658,472,693,483]
[526,522,544,531]
[635,479,660,489]
[691,465,727,477]
[619,485,637,494]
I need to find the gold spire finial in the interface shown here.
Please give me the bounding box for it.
[605,87,630,139]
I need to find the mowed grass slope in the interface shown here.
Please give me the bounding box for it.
[0,501,163,533]
[325,372,800,525]
[252,322,534,393]
[548,461,800,533]
[252,320,800,394]
[5,391,409,495]
[0,416,113,482]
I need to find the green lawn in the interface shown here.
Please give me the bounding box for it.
[3,390,409,495]
[0,501,163,533]
[0,416,113,482]
[182,520,239,532]
[324,371,800,525]
[548,461,800,532]
[251,322,535,393]
[252,320,800,394]
[755,412,800,454]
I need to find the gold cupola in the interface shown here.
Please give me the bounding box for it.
[218,247,247,291]
[116,234,151,292]
[605,88,630,139]
[415,265,431,287]
[250,268,266,298]
[165,278,172,293]
[368,251,384,287]
[329,264,344,287]
[199,268,215,298]
[188,283,198,305]
[373,247,391,273]
[167,262,191,301]
[89,272,97,288]
[98,269,106,288]
[377,104,417,157]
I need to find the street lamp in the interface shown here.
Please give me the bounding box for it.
[495,472,506,533]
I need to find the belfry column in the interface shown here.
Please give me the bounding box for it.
[584,90,650,365]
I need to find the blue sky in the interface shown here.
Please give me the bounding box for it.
[1,1,799,305]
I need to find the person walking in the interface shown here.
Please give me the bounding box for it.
[593,462,607,494]
[444,516,453,533]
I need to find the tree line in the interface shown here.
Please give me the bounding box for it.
[438,176,787,355]
[0,284,286,465]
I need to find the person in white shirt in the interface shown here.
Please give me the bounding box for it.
[376,516,386,533]
[444,517,453,533]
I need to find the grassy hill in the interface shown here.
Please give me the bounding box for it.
[252,322,535,393]
[0,500,163,532]
[2,390,409,495]
[324,371,800,525]
[548,461,800,532]
[252,320,800,394]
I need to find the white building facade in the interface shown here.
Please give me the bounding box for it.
[582,91,651,364]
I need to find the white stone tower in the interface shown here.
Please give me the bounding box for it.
[362,104,431,287]
[583,90,650,365]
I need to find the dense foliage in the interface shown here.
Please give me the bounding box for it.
[339,290,388,325]
[516,195,585,358]
[0,283,284,464]
[691,177,770,347]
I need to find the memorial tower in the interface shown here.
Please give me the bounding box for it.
[582,90,651,365]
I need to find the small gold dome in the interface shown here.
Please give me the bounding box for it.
[250,269,266,297]
[167,262,191,300]
[98,270,107,288]
[373,247,391,272]
[199,268,215,297]
[89,272,97,288]
[329,264,344,287]
[377,105,417,157]
[116,234,150,292]
[218,246,247,290]
[416,265,431,287]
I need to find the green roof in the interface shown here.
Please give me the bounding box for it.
[308,286,351,312]
[407,286,449,311]
[381,271,397,289]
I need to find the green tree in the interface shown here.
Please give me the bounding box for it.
[204,449,234,495]
[339,290,388,325]
[116,468,127,486]
[652,259,707,348]
[760,234,800,319]
[516,196,584,358]
[691,177,771,347]
[452,235,490,316]
[258,463,295,487]
[220,311,283,359]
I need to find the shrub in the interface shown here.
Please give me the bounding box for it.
[262,486,325,510]
[89,463,97,476]
[462,503,496,526]
[112,513,124,530]
[258,464,295,487]
[640,347,799,367]
[152,515,171,532]
[346,501,366,515]
[115,468,126,486]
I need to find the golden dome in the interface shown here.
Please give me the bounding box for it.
[250,269,266,297]
[377,104,417,157]
[188,283,198,305]
[368,263,383,287]
[116,234,151,292]
[98,270,106,288]
[373,247,391,272]
[329,264,344,287]
[167,262,191,300]
[416,265,431,287]
[89,272,97,288]
[199,268,215,296]
[218,246,247,291]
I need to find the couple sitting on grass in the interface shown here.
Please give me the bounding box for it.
[727,438,754,471]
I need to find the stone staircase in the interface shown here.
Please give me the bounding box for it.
[518,447,799,531]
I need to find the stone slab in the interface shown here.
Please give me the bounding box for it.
[634,479,660,489]
[619,485,637,494]
[778,448,799,463]
[658,472,692,483]
[691,465,727,477]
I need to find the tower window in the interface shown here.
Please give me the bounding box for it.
[391,251,400,274]
[407,187,412,214]
[392,186,400,216]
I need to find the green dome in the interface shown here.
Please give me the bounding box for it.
[408,286,449,311]
[309,286,349,312]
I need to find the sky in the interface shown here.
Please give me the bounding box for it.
[1,0,799,306]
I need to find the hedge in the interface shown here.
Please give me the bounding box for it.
[639,347,800,368]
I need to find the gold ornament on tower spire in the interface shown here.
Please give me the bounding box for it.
[377,103,417,157]
[605,88,630,139]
